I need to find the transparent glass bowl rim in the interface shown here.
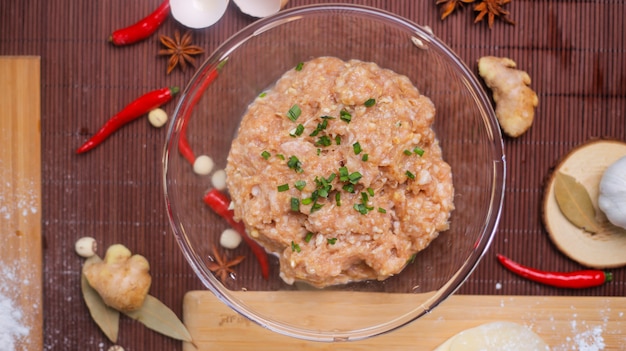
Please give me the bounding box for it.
[163,3,506,342]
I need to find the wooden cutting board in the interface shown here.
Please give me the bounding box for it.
[0,56,43,350]
[183,291,626,350]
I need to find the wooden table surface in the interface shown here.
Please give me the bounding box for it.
[1,1,625,350]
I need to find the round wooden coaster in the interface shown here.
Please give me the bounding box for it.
[542,139,626,269]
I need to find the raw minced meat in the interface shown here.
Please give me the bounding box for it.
[225,57,454,288]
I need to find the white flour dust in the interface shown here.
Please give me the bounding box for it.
[0,159,39,224]
[0,264,31,351]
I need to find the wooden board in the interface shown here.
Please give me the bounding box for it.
[0,56,43,350]
[183,291,626,350]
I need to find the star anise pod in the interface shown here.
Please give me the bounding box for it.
[207,246,246,283]
[474,0,515,29]
[436,0,476,20]
[158,30,205,74]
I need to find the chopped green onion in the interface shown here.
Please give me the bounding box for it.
[361,153,369,161]
[403,149,412,156]
[348,171,362,184]
[340,109,352,123]
[276,154,285,160]
[378,207,387,213]
[287,104,301,122]
[295,180,306,191]
[291,241,301,253]
[287,156,303,173]
[335,135,341,145]
[259,92,267,98]
[338,167,349,182]
[335,192,341,206]
[316,148,321,156]
[290,124,304,137]
[304,232,314,243]
[277,184,290,192]
[309,119,329,137]
[295,62,304,71]
[311,202,324,213]
[342,183,355,193]
[327,238,337,245]
[364,98,376,107]
[367,187,375,197]
[406,171,416,179]
[354,203,368,215]
[261,151,271,160]
[353,142,362,155]
[413,147,425,156]
[302,197,313,205]
[361,192,369,203]
[290,197,300,211]
[315,135,332,147]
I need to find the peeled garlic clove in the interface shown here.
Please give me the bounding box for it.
[233,0,289,18]
[170,0,230,29]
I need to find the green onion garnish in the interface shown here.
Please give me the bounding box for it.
[364,98,376,107]
[290,197,300,211]
[261,151,271,160]
[335,192,341,206]
[276,154,285,160]
[304,232,314,243]
[335,135,341,145]
[295,62,304,71]
[353,142,362,155]
[315,135,332,147]
[302,198,313,205]
[290,124,304,137]
[291,241,301,252]
[287,104,301,122]
[259,92,267,98]
[327,238,337,245]
[277,184,289,192]
[378,207,387,213]
[406,171,416,179]
[340,109,352,123]
[362,154,369,161]
[367,187,374,197]
[413,147,425,156]
[295,180,306,191]
[287,156,303,173]
[403,149,412,156]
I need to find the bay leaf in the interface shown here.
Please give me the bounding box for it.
[124,295,193,343]
[554,171,600,233]
[81,255,120,343]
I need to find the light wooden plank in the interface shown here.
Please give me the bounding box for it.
[0,56,43,351]
[184,290,626,350]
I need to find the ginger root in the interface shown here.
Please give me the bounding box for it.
[478,56,539,137]
[83,244,152,312]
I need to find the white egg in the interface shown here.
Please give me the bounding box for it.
[170,0,230,29]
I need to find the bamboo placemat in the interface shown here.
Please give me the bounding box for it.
[1,0,624,350]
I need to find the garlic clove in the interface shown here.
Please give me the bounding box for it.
[598,155,626,230]
[170,0,230,29]
[233,0,289,18]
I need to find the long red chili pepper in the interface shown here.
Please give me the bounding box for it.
[109,0,170,46]
[496,254,612,289]
[77,86,179,154]
[178,60,227,165]
[203,188,270,280]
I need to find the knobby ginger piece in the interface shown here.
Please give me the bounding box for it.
[478,56,539,137]
[83,244,152,312]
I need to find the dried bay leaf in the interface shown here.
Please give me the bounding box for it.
[81,255,120,343]
[554,171,601,233]
[124,295,193,343]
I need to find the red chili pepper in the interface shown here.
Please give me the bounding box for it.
[177,60,227,165]
[77,86,179,154]
[203,188,270,280]
[109,0,170,46]
[496,254,612,289]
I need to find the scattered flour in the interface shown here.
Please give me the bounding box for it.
[573,326,605,351]
[0,264,32,351]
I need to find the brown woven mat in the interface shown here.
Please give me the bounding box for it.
[1,0,625,349]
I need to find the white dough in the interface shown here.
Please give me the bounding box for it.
[435,322,550,351]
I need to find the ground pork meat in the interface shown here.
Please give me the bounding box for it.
[225,57,454,288]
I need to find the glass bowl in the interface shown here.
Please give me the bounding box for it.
[163,3,505,342]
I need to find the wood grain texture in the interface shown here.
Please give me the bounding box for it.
[184,290,626,350]
[0,56,43,351]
